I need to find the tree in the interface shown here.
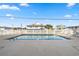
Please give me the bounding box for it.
[45,24,53,29]
[32,24,44,27]
[56,25,65,30]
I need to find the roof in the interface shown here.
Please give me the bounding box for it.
[26,28,45,30]
[0,26,26,29]
[67,26,79,28]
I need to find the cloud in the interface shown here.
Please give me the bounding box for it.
[64,14,72,18]
[10,17,15,20]
[69,20,73,22]
[0,5,20,10]
[20,3,29,7]
[74,14,78,16]
[5,14,15,20]
[64,14,73,22]
[67,3,76,7]
[6,14,14,17]
[32,12,37,15]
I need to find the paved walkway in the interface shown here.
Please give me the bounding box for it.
[0,35,79,56]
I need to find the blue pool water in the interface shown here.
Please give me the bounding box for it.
[12,34,66,40]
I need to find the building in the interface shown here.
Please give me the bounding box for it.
[0,26,27,35]
[67,26,79,32]
[26,23,48,34]
[67,26,79,35]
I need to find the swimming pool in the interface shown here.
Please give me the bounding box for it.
[11,34,66,40]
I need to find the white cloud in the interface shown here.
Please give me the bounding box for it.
[6,14,14,17]
[67,3,76,7]
[64,14,72,18]
[10,17,15,20]
[69,20,73,22]
[20,3,29,7]
[74,14,78,16]
[32,12,37,15]
[5,14,15,20]
[0,5,20,10]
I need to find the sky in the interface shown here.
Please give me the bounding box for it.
[0,3,79,27]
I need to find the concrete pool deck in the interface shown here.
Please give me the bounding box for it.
[0,35,79,56]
